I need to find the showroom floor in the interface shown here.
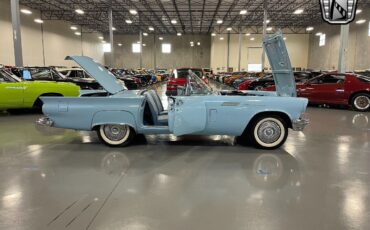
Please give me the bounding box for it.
[0,82,369,230]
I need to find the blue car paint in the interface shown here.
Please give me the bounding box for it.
[40,32,308,140]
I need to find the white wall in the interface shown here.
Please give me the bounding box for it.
[210,33,310,72]
[0,0,105,66]
[308,10,370,71]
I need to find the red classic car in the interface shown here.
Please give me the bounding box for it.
[264,73,370,111]
[166,68,208,96]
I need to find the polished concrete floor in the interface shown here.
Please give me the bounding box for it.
[0,82,369,230]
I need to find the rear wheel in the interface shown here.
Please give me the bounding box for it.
[351,93,370,112]
[253,85,265,91]
[240,115,288,149]
[97,124,136,147]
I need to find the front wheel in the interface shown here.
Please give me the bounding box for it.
[97,124,136,147]
[351,93,370,112]
[240,115,288,149]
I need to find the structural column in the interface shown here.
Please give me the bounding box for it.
[338,24,349,73]
[108,8,114,67]
[238,31,242,71]
[10,0,23,66]
[139,30,143,69]
[153,33,157,71]
[227,32,230,71]
[261,6,267,71]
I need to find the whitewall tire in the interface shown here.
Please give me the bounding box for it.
[97,124,135,147]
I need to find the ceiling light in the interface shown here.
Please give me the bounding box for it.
[220,37,224,40]
[265,19,270,24]
[112,27,116,31]
[102,40,106,43]
[20,9,32,14]
[118,43,122,46]
[240,10,247,15]
[34,18,43,23]
[159,37,163,40]
[70,26,78,30]
[250,37,255,41]
[211,33,216,36]
[129,9,137,15]
[216,19,223,24]
[143,32,148,36]
[283,37,287,40]
[142,43,146,47]
[266,27,273,31]
[245,33,251,36]
[177,32,182,36]
[356,9,362,14]
[171,19,177,24]
[137,41,141,43]
[306,26,314,31]
[356,19,366,24]
[98,36,103,40]
[75,9,84,14]
[197,42,200,46]
[190,43,194,47]
[293,9,304,14]
[125,19,132,24]
[74,32,81,36]
[315,32,322,36]
[226,27,232,31]
[149,27,154,31]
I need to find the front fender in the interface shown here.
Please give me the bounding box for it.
[91,111,137,131]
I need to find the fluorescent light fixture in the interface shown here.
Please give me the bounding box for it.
[306,26,314,31]
[20,9,32,14]
[240,10,247,15]
[129,9,137,15]
[98,36,104,40]
[190,43,194,47]
[112,27,116,31]
[162,43,171,53]
[266,27,273,31]
[216,19,223,24]
[266,19,270,24]
[74,32,81,36]
[211,33,216,36]
[250,37,255,41]
[293,9,304,14]
[70,26,78,30]
[34,18,43,23]
[149,26,154,31]
[143,32,148,36]
[197,42,200,46]
[356,19,366,24]
[159,37,163,40]
[226,27,232,31]
[177,32,182,36]
[125,19,132,24]
[75,9,84,14]
[283,37,287,40]
[220,37,224,40]
[142,43,146,47]
[103,43,111,52]
[245,33,251,36]
[315,32,322,36]
[118,43,122,46]
[171,19,177,24]
[356,9,362,14]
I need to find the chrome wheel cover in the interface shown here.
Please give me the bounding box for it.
[254,85,264,91]
[257,120,282,144]
[103,125,129,141]
[354,96,370,110]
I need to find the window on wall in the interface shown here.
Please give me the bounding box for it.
[103,43,111,53]
[132,43,141,53]
[319,34,326,47]
[162,43,171,53]
[368,22,370,36]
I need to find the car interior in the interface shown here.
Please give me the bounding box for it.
[143,90,168,126]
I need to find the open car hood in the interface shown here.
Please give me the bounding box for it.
[65,56,125,94]
[263,32,296,97]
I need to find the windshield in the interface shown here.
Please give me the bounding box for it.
[357,75,370,82]
[186,70,213,95]
[175,69,202,78]
[0,69,21,82]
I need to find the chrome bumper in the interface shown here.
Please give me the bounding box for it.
[36,116,54,127]
[292,118,309,131]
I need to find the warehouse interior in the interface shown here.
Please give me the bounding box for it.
[0,0,370,230]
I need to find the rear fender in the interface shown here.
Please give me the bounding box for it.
[91,111,137,131]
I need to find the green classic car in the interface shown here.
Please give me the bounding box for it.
[0,68,79,110]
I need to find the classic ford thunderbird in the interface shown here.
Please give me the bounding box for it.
[37,32,309,149]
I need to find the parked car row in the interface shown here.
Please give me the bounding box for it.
[110,68,169,89]
[166,67,209,96]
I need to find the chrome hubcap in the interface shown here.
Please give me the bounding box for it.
[103,125,128,141]
[254,86,264,91]
[354,96,370,110]
[257,121,281,144]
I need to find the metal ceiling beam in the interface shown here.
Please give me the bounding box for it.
[207,0,221,33]
[172,0,185,33]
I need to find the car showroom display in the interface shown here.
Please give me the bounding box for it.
[37,32,309,149]
[0,68,79,110]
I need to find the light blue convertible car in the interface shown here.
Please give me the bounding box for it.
[37,32,309,149]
